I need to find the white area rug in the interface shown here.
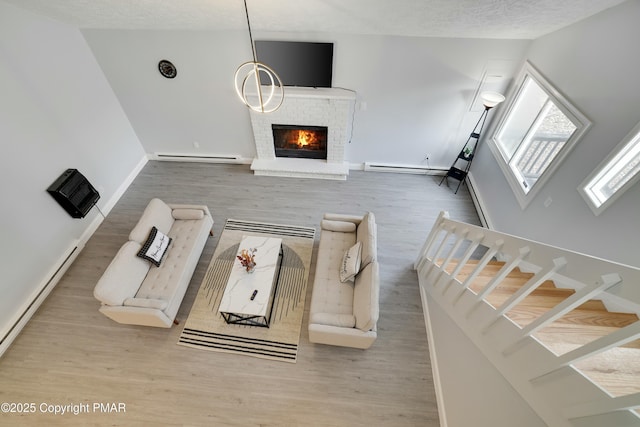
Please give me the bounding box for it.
[178,219,315,363]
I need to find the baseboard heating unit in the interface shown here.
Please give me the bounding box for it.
[153,153,245,163]
[0,243,80,357]
[363,162,446,175]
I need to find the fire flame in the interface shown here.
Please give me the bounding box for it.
[296,130,317,147]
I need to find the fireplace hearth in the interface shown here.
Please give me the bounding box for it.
[272,124,328,160]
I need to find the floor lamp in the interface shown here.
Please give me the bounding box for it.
[439,91,505,194]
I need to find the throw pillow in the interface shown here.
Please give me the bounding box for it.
[137,226,172,267]
[339,241,362,283]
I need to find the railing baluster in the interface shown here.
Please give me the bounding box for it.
[414,211,448,270]
[445,231,483,300]
[503,273,622,356]
[449,231,484,279]
[416,210,640,426]
[439,229,469,272]
[464,247,530,318]
[475,246,531,301]
[453,239,502,304]
[437,229,469,293]
[424,224,456,279]
[564,391,640,419]
[482,257,566,334]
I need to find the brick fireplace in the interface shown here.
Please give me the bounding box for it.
[272,125,328,159]
[249,87,356,180]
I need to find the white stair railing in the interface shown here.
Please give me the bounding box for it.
[415,211,640,426]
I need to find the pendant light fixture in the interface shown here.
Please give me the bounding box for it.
[234,0,284,113]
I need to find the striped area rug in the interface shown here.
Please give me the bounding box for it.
[178,219,315,363]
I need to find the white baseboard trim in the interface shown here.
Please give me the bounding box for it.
[0,241,82,357]
[419,284,448,427]
[0,155,148,358]
[363,162,447,175]
[466,172,494,230]
[151,152,251,164]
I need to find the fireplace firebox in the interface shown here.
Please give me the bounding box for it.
[272,124,328,159]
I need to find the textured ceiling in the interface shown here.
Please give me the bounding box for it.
[2,0,628,39]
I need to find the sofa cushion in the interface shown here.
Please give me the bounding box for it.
[93,241,150,306]
[321,219,357,233]
[136,217,207,302]
[129,198,175,244]
[309,229,357,316]
[339,241,361,283]
[137,226,172,267]
[310,312,356,328]
[357,212,377,267]
[172,208,204,220]
[353,262,379,332]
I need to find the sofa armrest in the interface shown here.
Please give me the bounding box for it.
[353,262,380,332]
[310,312,356,328]
[323,213,363,224]
[308,324,377,349]
[129,198,175,243]
[98,305,173,328]
[171,209,204,220]
[168,203,212,218]
[123,297,168,310]
[93,242,150,306]
[321,219,356,233]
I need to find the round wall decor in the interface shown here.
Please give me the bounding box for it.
[158,60,177,79]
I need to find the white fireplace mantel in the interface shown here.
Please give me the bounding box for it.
[248,87,356,180]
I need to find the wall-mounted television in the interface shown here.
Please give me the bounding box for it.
[254,40,333,88]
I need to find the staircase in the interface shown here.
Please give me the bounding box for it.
[415,212,640,426]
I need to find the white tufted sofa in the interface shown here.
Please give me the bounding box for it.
[93,198,213,327]
[308,212,379,349]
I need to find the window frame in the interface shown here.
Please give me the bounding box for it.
[579,120,640,216]
[486,61,592,209]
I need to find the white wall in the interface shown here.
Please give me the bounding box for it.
[81,29,256,159]
[81,29,529,168]
[472,0,640,278]
[0,2,146,337]
[426,299,547,427]
[334,35,528,167]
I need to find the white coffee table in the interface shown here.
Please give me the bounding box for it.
[219,235,283,327]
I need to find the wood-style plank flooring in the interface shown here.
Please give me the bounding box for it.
[0,162,480,426]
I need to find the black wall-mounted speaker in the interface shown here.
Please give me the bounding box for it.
[47,169,100,218]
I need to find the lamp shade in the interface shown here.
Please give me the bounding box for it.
[480,91,505,108]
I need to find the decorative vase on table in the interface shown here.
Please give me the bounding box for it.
[245,262,256,273]
[237,248,257,273]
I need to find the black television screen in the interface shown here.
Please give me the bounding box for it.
[254,41,333,88]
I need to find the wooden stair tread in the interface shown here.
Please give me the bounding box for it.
[536,328,640,351]
[505,305,638,327]
[440,257,640,399]
[472,286,575,310]
[573,346,640,397]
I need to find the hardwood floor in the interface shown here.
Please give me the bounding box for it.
[0,162,480,426]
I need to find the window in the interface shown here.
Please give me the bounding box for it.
[579,120,640,215]
[488,62,591,208]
